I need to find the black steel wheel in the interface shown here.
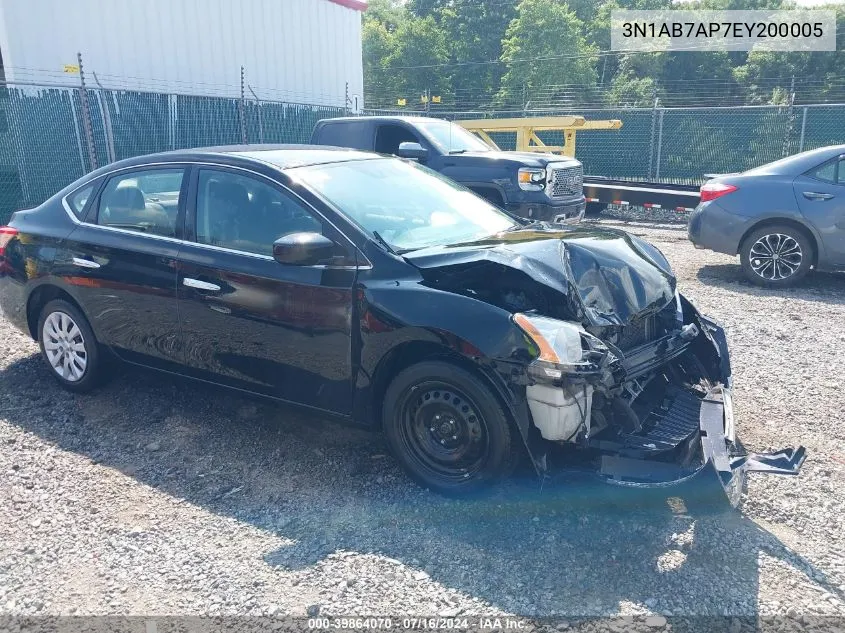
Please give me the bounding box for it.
[382,361,519,494]
[739,224,813,287]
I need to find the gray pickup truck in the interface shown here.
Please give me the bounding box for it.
[310,116,586,223]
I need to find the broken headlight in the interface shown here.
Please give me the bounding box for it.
[514,313,600,380]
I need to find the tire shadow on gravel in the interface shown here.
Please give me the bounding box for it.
[1,353,841,618]
[696,265,845,304]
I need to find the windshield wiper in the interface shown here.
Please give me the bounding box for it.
[448,149,468,154]
[371,231,397,255]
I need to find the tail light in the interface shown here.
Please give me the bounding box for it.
[700,182,738,202]
[0,226,19,256]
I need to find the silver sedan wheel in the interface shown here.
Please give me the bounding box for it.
[749,233,803,281]
[42,311,88,382]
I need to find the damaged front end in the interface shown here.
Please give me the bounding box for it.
[405,224,805,505]
[515,294,805,507]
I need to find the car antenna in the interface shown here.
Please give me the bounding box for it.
[372,230,397,255]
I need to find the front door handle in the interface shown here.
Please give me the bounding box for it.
[183,278,221,292]
[72,257,100,269]
[803,191,835,201]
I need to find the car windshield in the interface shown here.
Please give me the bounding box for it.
[414,119,493,154]
[294,158,519,252]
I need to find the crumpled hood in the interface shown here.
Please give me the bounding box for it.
[403,224,677,327]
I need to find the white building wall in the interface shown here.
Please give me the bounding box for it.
[0,0,363,107]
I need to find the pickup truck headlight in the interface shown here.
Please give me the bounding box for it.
[514,313,591,379]
[518,168,546,191]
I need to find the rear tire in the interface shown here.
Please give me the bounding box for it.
[37,299,102,393]
[382,361,520,495]
[739,224,813,287]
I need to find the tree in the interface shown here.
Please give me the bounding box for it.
[386,15,452,102]
[361,0,406,105]
[607,53,665,106]
[437,1,517,106]
[498,0,599,107]
[363,19,398,102]
[406,0,447,19]
[361,0,845,111]
[364,0,406,30]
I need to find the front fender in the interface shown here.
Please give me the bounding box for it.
[354,281,538,459]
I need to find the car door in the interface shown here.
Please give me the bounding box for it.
[793,154,845,265]
[58,166,187,370]
[175,165,359,414]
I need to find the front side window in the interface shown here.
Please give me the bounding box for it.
[293,158,518,253]
[374,124,420,155]
[195,169,322,257]
[97,169,184,237]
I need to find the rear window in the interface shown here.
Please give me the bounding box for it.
[315,121,370,150]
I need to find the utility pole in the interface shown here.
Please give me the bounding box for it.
[92,71,115,163]
[239,65,248,145]
[248,85,263,144]
[648,88,659,180]
[77,52,98,171]
[783,74,796,157]
[344,81,350,116]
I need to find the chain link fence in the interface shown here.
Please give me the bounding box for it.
[2,80,844,223]
[0,82,345,222]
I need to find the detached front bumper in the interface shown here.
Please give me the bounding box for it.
[522,305,806,508]
[599,385,806,507]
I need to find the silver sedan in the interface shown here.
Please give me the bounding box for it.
[688,145,845,286]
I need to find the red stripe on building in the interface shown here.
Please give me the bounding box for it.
[328,0,367,10]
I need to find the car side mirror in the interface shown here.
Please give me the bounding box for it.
[397,141,428,162]
[272,232,337,266]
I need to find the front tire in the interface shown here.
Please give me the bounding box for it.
[382,361,520,495]
[739,224,813,287]
[37,299,102,392]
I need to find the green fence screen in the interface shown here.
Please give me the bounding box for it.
[1,81,844,223]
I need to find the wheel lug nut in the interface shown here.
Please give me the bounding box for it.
[440,439,446,445]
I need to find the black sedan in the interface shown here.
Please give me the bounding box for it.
[0,146,804,501]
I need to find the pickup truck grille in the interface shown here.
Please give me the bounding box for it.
[548,165,583,198]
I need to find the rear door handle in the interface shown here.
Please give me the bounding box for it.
[803,191,835,200]
[72,257,100,269]
[183,278,221,292]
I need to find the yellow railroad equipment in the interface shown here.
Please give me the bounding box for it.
[457,116,622,158]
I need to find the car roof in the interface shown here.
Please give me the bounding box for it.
[747,144,845,176]
[86,144,380,176]
[318,115,447,125]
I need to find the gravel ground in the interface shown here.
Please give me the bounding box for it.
[1,220,844,627]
